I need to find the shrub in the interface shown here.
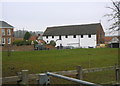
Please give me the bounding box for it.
[49,40,56,46]
[13,40,35,46]
[13,40,23,46]
[33,41,38,45]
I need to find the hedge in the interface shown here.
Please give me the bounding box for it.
[13,40,38,46]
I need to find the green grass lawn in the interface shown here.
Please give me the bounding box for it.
[2,48,118,83]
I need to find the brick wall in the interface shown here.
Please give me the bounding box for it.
[96,24,105,44]
[1,28,14,45]
[1,45,34,51]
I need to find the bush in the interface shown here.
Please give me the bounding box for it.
[33,41,38,45]
[13,40,23,46]
[13,40,37,46]
[49,40,56,46]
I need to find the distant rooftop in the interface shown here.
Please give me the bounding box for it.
[0,21,14,28]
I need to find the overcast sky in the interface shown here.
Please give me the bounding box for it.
[1,0,117,36]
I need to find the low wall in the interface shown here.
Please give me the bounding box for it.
[1,45,34,51]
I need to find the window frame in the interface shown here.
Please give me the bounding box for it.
[46,36,48,39]
[52,36,54,38]
[73,35,76,38]
[7,29,11,35]
[8,38,11,44]
[65,35,68,38]
[2,29,5,36]
[88,34,91,38]
[81,35,83,38]
[59,35,62,40]
[2,38,5,44]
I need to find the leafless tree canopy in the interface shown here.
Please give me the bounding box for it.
[105,0,120,31]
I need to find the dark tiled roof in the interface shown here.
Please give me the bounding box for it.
[0,21,14,28]
[43,23,103,36]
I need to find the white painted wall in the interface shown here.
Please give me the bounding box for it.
[43,34,97,48]
[80,35,96,48]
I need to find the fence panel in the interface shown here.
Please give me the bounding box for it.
[1,66,120,85]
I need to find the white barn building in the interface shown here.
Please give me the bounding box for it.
[43,23,105,48]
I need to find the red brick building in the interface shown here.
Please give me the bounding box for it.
[0,21,14,45]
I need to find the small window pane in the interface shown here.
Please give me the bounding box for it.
[59,35,62,40]
[7,29,11,35]
[65,35,68,38]
[52,36,54,38]
[88,34,91,38]
[2,38,5,44]
[8,38,11,44]
[73,35,76,38]
[46,36,48,39]
[2,29,5,35]
[81,35,83,38]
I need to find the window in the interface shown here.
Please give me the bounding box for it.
[8,38,11,44]
[2,29,5,35]
[2,38,5,44]
[7,29,11,35]
[52,36,54,38]
[81,35,83,38]
[88,34,91,38]
[65,35,68,38]
[59,35,62,40]
[73,35,76,38]
[46,36,48,39]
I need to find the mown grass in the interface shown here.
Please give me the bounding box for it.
[2,48,118,83]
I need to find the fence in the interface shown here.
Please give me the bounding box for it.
[1,65,120,85]
[1,45,34,51]
[44,72,101,86]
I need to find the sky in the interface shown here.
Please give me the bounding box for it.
[0,0,117,36]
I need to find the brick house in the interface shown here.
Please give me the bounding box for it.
[43,23,105,48]
[105,36,114,44]
[0,21,14,45]
[105,36,120,48]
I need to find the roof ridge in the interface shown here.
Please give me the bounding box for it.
[43,23,103,36]
[0,21,14,28]
[47,23,101,28]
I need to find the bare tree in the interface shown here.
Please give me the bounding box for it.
[105,1,120,79]
[105,0,120,31]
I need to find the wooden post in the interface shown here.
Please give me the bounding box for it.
[76,66,83,86]
[115,66,120,84]
[7,45,11,56]
[38,73,50,86]
[20,70,29,86]
[17,72,22,84]
[119,66,120,83]
[76,65,83,80]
